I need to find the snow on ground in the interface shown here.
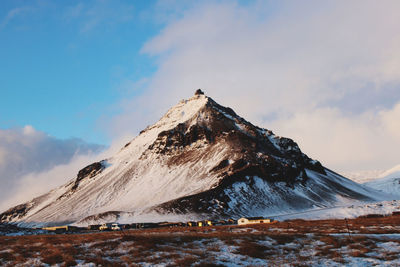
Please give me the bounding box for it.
[3,213,400,266]
[3,232,400,266]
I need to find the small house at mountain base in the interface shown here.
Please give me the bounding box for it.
[237,217,274,225]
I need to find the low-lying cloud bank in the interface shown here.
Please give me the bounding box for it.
[0,126,105,212]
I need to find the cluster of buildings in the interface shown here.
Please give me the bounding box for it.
[41,216,276,233]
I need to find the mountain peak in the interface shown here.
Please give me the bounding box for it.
[117,91,212,157]
[195,89,205,95]
[147,92,209,132]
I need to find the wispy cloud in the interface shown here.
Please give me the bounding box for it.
[0,6,34,29]
[63,0,134,33]
[64,2,85,19]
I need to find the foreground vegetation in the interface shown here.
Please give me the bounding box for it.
[1,216,400,266]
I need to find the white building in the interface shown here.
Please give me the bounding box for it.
[237,217,273,225]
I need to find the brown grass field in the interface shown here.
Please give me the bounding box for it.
[1,216,400,266]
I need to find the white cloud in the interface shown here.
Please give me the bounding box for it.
[269,103,400,172]
[380,102,400,140]
[112,0,400,173]
[0,126,105,212]
[1,154,96,212]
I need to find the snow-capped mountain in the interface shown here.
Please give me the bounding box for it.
[0,90,387,226]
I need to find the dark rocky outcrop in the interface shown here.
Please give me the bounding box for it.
[0,203,31,222]
[72,161,105,191]
[195,89,204,95]
[146,96,326,186]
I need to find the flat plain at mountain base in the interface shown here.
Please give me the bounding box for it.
[1,216,400,266]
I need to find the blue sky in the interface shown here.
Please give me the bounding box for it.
[0,0,163,144]
[0,0,264,145]
[1,0,400,210]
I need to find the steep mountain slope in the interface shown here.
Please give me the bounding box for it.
[0,91,386,226]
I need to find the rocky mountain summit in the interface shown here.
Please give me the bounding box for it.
[0,91,381,226]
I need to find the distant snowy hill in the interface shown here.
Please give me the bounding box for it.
[363,164,400,198]
[274,200,400,221]
[378,164,400,180]
[344,164,400,197]
[344,164,400,184]
[0,90,390,226]
[342,170,384,184]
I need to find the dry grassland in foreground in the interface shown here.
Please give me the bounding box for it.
[1,216,400,266]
